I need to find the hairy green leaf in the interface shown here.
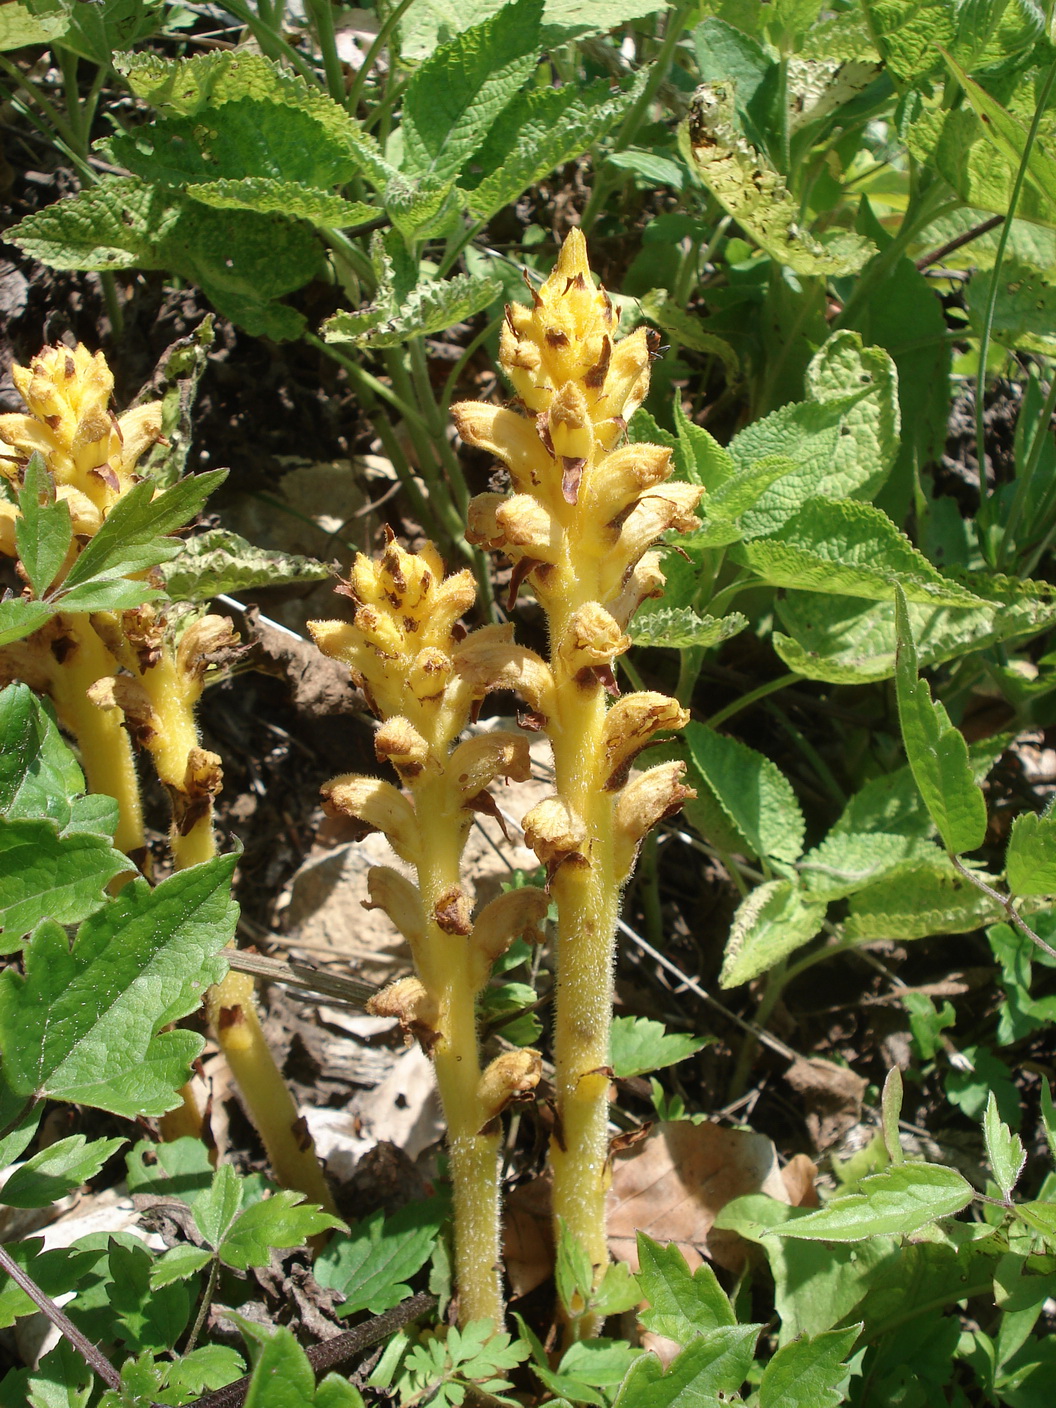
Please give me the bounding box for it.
[629,607,747,650]
[799,831,947,903]
[149,1244,214,1289]
[805,332,900,500]
[720,879,827,988]
[188,181,379,231]
[983,1090,1026,1199]
[639,289,740,381]
[402,0,543,184]
[844,861,1003,941]
[895,587,987,853]
[323,271,501,349]
[0,855,237,1117]
[684,721,806,864]
[0,820,131,944]
[860,0,956,81]
[0,2,69,50]
[610,1017,705,1080]
[0,1134,125,1209]
[769,1163,974,1241]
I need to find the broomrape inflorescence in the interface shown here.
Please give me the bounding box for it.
[314,231,700,1332]
[0,343,333,1209]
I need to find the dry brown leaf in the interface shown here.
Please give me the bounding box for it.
[608,1120,791,1274]
[784,1057,868,1152]
[504,1169,554,1299]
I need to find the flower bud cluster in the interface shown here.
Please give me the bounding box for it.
[309,540,544,1097]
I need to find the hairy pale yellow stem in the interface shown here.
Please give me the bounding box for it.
[412,763,503,1325]
[207,970,336,1214]
[47,616,145,857]
[138,653,216,869]
[545,595,618,1337]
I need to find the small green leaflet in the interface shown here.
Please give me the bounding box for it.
[758,1324,861,1408]
[0,854,238,1118]
[214,1188,344,1272]
[636,1235,736,1347]
[315,1199,445,1316]
[610,1016,705,1080]
[100,1345,246,1407]
[894,587,987,855]
[720,879,827,988]
[223,1322,364,1408]
[0,1134,126,1209]
[15,454,72,600]
[0,599,54,650]
[983,1091,1026,1199]
[531,1338,642,1405]
[1005,809,1056,896]
[611,1325,762,1407]
[767,1163,975,1241]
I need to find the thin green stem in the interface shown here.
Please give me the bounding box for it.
[705,671,799,729]
[1000,371,1056,571]
[345,0,417,116]
[0,57,82,154]
[976,57,1056,522]
[323,225,376,285]
[950,854,1056,962]
[307,0,347,105]
[183,1257,220,1357]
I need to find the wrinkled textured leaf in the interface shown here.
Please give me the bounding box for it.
[684,721,806,864]
[983,1090,1026,1198]
[844,861,1003,940]
[0,855,237,1117]
[720,880,827,988]
[799,831,947,903]
[323,271,501,348]
[805,332,899,500]
[610,1016,705,1080]
[402,0,543,183]
[1006,810,1056,895]
[160,528,331,602]
[630,607,747,650]
[894,587,987,854]
[861,0,955,81]
[188,181,378,231]
[397,0,667,61]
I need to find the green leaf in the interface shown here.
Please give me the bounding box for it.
[680,84,875,275]
[860,0,956,82]
[844,860,1003,941]
[0,854,237,1117]
[536,1340,643,1405]
[720,879,827,988]
[401,0,544,184]
[727,407,845,539]
[555,1218,596,1322]
[1042,1079,1056,1163]
[894,586,987,854]
[611,1326,761,1407]
[799,831,947,903]
[684,458,802,546]
[219,1191,344,1271]
[1006,810,1056,896]
[465,74,640,223]
[126,1134,215,1207]
[8,177,322,341]
[983,1090,1026,1199]
[0,599,55,649]
[966,257,1056,356]
[188,180,379,232]
[149,1244,213,1288]
[0,685,84,831]
[0,820,131,943]
[58,470,226,597]
[193,1161,244,1248]
[0,1134,125,1208]
[0,2,70,50]
[638,290,740,384]
[629,607,748,650]
[683,721,806,864]
[636,1235,736,1347]
[610,1016,705,1080]
[315,1200,444,1316]
[396,0,668,60]
[735,499,985,607]
[758,1324,860,1408]
[15,454,72,600]
[107,1238,192,1354]
[160,528,332,602]
[942,52,1056,232]
[804,331,900,500]
[768,1163,975,1241]
[0,1240,98,1329]
[322,271,501,349]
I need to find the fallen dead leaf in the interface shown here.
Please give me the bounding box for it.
[784,1056,868,1152]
